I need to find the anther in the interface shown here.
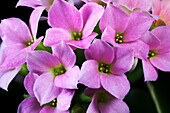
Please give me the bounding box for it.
[116,34,119,37]
[78,32,81,36]
[105,69,108,73]
[151,53,155,56]
[73,32,77,35]
[60,70,64,74]
[51,103,55,106]
[119,40,123,43]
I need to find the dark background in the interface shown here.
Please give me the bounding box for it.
[1,0,170,113]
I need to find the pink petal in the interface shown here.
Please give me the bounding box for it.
[40,106,69,113]
[80,3,104,37]
[150,52,170,72]
[57,89,75,110]
[123,12,154,42]
[27,51,60,75]
[152,0,161,15]
[79,60,101,89]
[0,67,21,91]
[54,66,79,89]
[100,74,130,99]
[16,0,42,8]
[44,28,71,47]
[0,18,32,45]
[99,95,129,113]
[142,60,158,81]
[17,97,41,113]
[52,41,76,69]
[85,39,114,64]
[86,94,99,113]
[140,31,160,50]
[24,72,39,96]
[99,3,130,33]
[48,0,83,32]
[111,47,134,75]
[151,26,170,54]
[33,72,62,105]
[29,6,45,39]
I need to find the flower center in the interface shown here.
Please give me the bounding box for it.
[115,33,124,44]
[44,98,57,108]
[71,31,82,41]
[147,50,156,59]
[52,65,66,77]
[98,62,111,74]
[97,92,107,103]
[26,39,34,47]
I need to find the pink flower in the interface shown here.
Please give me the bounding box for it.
[99,3,153,60]
[17,73,74,113]
[27,41,79,105]
[140,26,170,81]
[152,0,170,26]
[85,88,129,113]
[79,39,133,99]
[44,0,104,49]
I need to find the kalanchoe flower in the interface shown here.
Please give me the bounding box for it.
[79,39,133,99]
[85,88,129,113]
[152,0,170,26]
[99,3,153,60]
[17,73,74,113]
[0,7,44,69]
[140,26,170,81]
[27,41,79,105]
[44,0,104,49]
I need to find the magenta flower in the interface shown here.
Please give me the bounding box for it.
[85,88,129,113]
[140,26,170,81]
[99,3,153,60]
[0,7,44,69]
[79,39,133,99]
[17,73,74,113]
[44,0,104,49]
[152,0,170,26]
[27,41,79,105]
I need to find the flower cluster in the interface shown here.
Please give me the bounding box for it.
[0,0,170,113]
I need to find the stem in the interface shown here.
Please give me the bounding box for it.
[147,81,162,113]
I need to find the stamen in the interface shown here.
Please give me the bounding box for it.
[71,31,83,41]
[98,62,110,74]
[147,50,156,59]
[115,33,124,44]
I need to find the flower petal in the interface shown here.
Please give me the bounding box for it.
[44,28,71,47]
[27,51,60,75]
[52,41,76,69]
[150,52,170,72]
[16,0,42,8]
[86,94,99,113]
[111,47,134,75]
[48,0,83,32]
[85,39,114,64]
[100,74,130,99]
[17,97,41,113]
[24,72,39,96]
[123,12,154,42]
[0,67,21,91]
[57,89,75,110]
[55,66,79,89]
[40,106,69,113]
[33,72,62,105]
[80,3,104,37]
[142,60,158,81]
[79,60,101,88]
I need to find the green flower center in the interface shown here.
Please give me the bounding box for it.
[98,62,111,74]
[71,31,83,41]
[52,65,66,77]
[25,39,34,47]
[43,98,57,108]
[115,33,124,44]
[97,92,107,103]
[147,50,156,59]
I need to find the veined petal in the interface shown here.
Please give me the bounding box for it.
[48,0,83,32]
[17,97,41,113]
[85,39,114,64]
[79,60,101,88]
[44,28,71,47]
[27,51,60,75]
[52,41,76,69]
[0,67,21,91]
[86,94,99,113]
[99,3,130,33]
[80,3,104,37]
[100,74,130,99]
[16,0,42,8]
[152,0,161,15]
[111,47,134,75]
[33,72,62,105]
[40,106,69,113]
[142,60,158,81]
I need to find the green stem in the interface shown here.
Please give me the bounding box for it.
[147,81,162,113]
